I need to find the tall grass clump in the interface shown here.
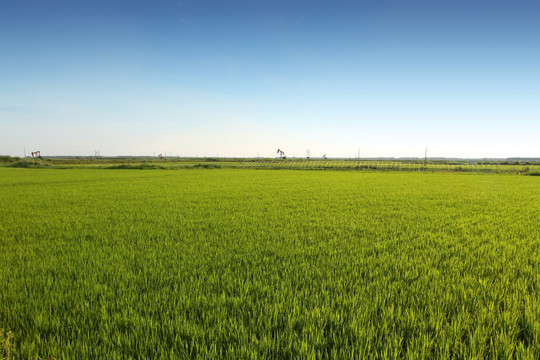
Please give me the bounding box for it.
[8,161,50,168]
[106,163,166,170]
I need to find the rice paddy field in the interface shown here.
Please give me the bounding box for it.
[1,167,539,358]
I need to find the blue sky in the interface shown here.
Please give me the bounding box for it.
[1,0,538,158]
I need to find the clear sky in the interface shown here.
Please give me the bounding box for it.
[1,0,538,158]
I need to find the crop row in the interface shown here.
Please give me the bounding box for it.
[239,160,539,174]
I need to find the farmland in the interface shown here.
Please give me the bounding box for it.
[1,168,539,358]
[1,155,540,175]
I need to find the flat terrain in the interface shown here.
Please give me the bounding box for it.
[1,168,539,358]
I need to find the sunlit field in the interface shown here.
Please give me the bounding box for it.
[1,168,539,358]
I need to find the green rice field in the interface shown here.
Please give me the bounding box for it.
[1,168,539,358]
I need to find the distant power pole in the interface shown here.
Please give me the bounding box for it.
[306,149,310,160]
[24,148,26,158]
[424,147,427,167]
[357,148,361,160]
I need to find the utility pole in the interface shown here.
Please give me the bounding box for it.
[424,147,427,168]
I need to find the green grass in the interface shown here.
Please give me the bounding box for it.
[1,168,539,358]
[2,156,539,175]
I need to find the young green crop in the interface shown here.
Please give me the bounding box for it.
[1,168,539,358]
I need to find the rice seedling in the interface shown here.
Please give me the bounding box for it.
[0,168,538,358]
